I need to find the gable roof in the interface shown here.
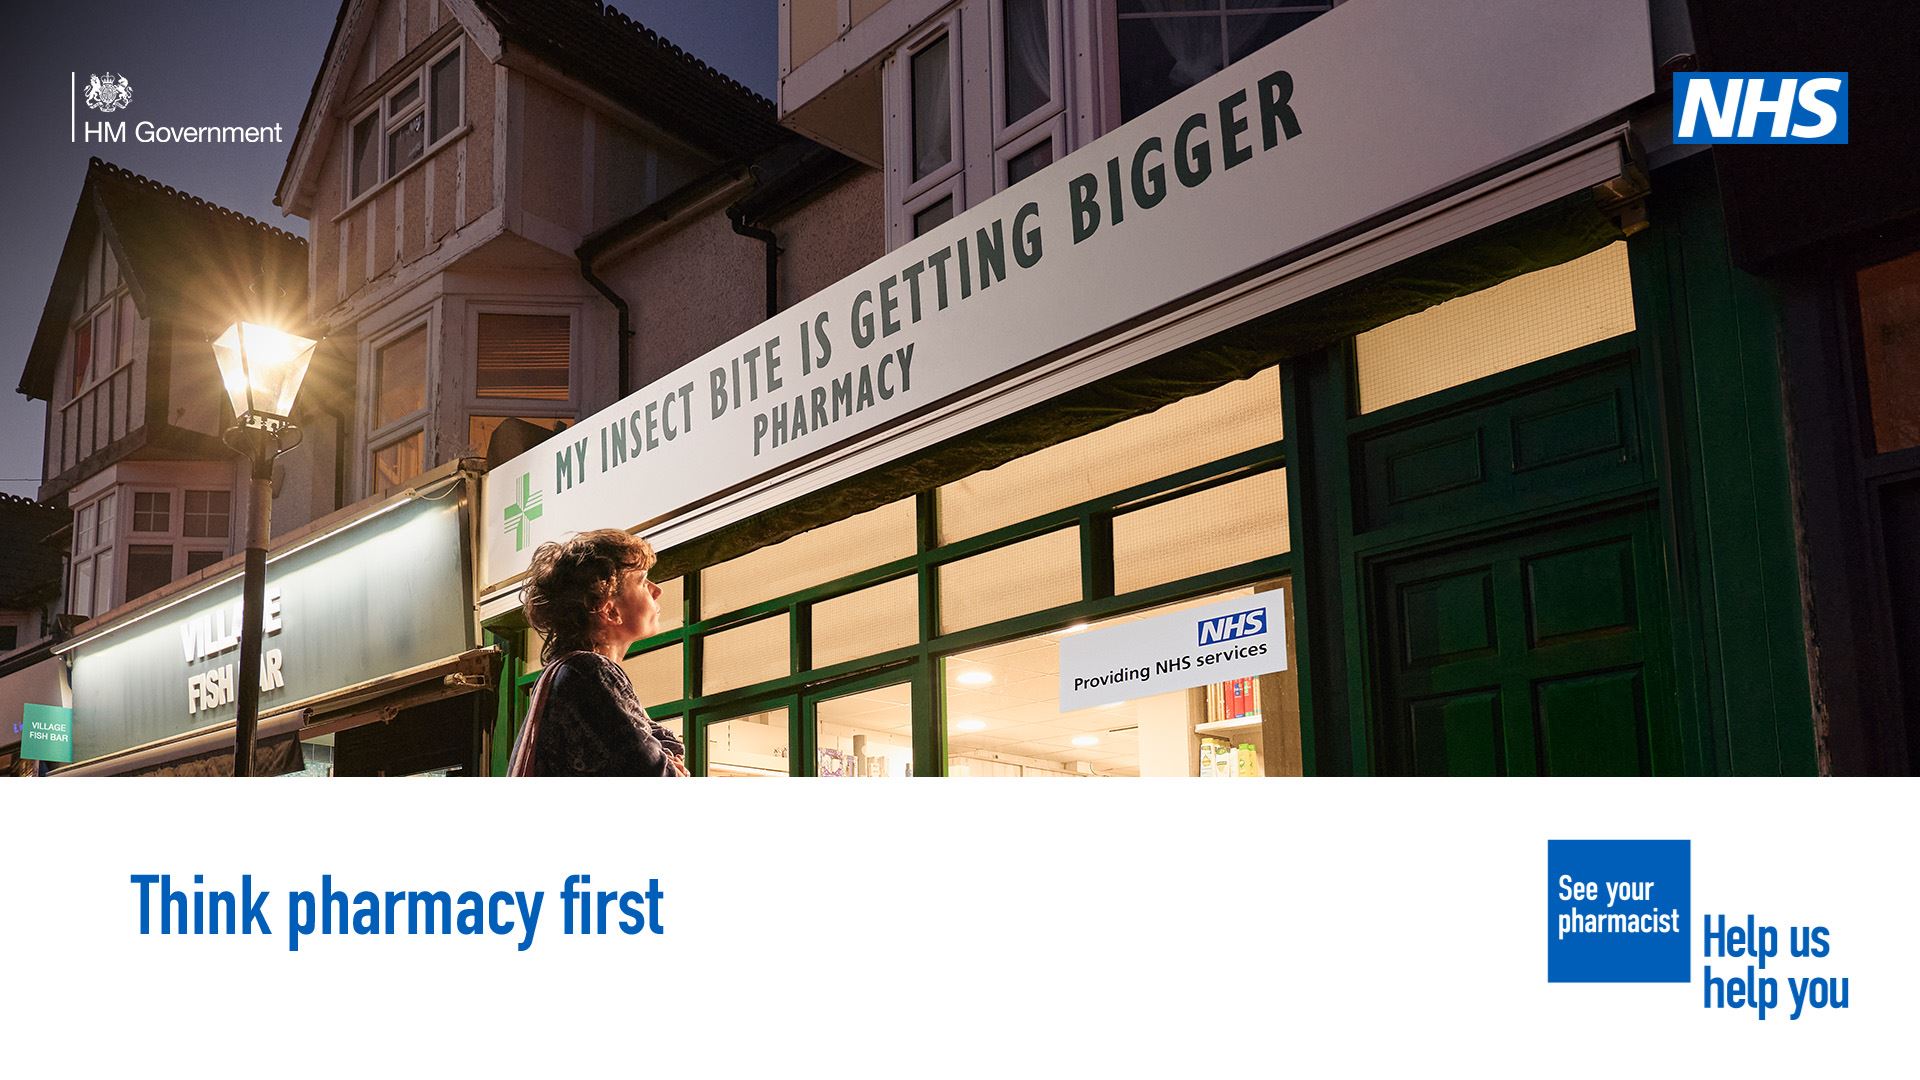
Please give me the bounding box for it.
[276,0,787,216]
[475,0,786,156]
[17,159,309,402]
[0,492,70,609]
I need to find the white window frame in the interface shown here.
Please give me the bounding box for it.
[464,303,581,457]
[993,110,1067,193]
[120,484,236,601]
[70,490,116,619]
[342,40,467,211]
[67,287,129,401]
[362,314,436,499]
[886,13,967,248]
[1103,0,1337,127]
[988,0,1066,150]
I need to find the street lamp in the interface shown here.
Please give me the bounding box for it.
[211,320,318,777]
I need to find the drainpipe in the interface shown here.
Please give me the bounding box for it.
[579,254,634,400]
[727,204,780,320]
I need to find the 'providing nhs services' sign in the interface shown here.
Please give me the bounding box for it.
[1060,592,1287,711]
[1673,73,1848,144]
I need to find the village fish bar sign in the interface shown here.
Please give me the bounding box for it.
[480,0,1653,592]
[60,494,471,764]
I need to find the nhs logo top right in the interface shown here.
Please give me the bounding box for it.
[1673,73,1848,144]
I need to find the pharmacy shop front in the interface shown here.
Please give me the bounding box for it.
[478,2,1815,777]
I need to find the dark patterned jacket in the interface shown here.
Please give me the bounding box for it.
[527,652,686,777]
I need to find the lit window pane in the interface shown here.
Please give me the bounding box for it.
[701,498,915,616]
[374,326,428,428]
[476,314,570,400]
[1006,140,1053,188]
[938,527,1081,633]
[1354,242,1635,414]
[812,576,919,669]
[621,642,684,706]
[817,683,914,777]
[914,196,954,237]
[911,35,952,180]
[701,613,790,695]
[651,576,685,634]
[1112,469,1289,594]
[707,708,790,777]
[431,53,463,142]
[939,368,1280,542]
[945,587,1294,777]
[1859,248,1920,453]
[1003,0,1050,126]
[371,433,424,497]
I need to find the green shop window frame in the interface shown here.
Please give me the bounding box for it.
[493,424,1295,777]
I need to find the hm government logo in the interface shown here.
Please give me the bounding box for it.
[83,72,132,113]
[71,70,285,146]
[505,473,545,552]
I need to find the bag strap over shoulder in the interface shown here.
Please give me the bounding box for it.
[504,650,596,777]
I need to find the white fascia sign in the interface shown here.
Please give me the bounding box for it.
[1059,592,1287,711]
[480,0,1653,593]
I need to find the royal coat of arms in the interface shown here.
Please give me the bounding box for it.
[84,73,133,113]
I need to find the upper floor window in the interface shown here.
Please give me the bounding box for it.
[348,42,465,202]
[467,311,575,458]
[888,2,1072,247]
[368,322,431,498]
[70,291,134,399]
[1858,247,1920,455]
[70,491,116,618]
[1116,0,1332,122]
[475,314,570,401]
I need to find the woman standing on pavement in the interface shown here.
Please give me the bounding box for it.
[507,529,688,777]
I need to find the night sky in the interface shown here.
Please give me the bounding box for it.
[0,0,777,499]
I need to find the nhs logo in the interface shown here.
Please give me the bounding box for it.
[1198,608,1266,646]
[1673,73,1848,144]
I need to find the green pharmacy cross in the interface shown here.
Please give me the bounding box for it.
[505,472,544,552]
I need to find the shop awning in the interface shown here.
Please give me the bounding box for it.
[50,647,498,777]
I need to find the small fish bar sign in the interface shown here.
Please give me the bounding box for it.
[1059,593,1287,711]
[20,704,74,763]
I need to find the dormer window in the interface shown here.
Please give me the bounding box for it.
[347,42,465,202]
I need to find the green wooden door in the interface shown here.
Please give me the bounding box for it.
[1370,510,1679,775]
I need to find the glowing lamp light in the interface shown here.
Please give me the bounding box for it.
[212,320,317,424]
[955,670,994,687]
[1070,734,1100,747]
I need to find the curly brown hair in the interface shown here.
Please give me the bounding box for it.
[520,529,657,663]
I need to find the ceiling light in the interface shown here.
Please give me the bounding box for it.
[952,718,988,734]
[1071,734,1100,747]
[955,670,994,686]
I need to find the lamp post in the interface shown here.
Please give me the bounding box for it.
[211,321,317,777]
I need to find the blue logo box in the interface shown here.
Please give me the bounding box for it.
[1547,840,1691,983]
[1673,73,1848,144]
